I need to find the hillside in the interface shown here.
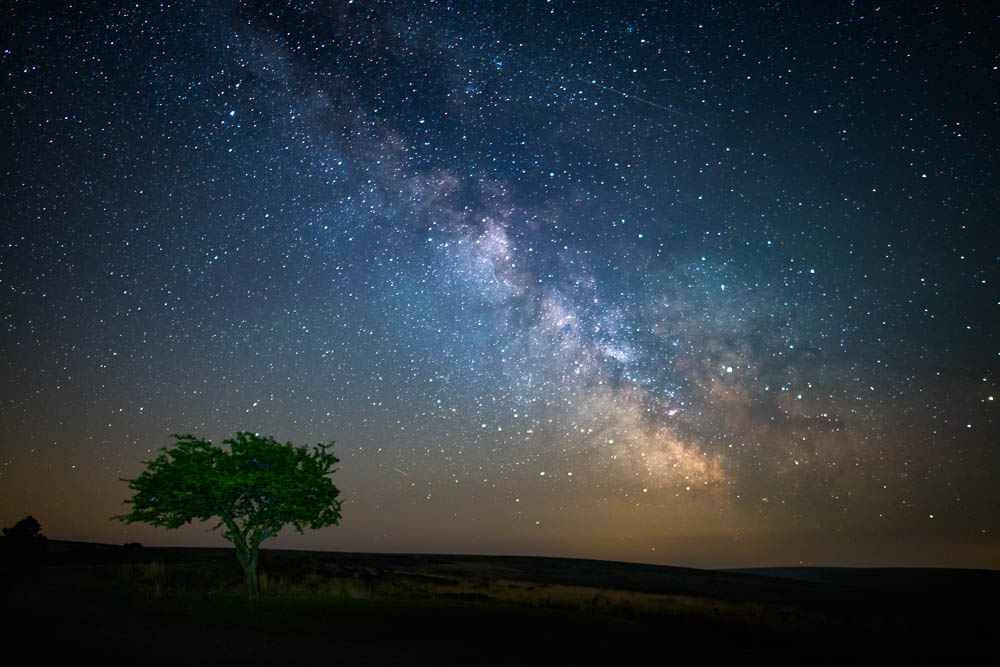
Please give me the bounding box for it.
[2,541,994,665]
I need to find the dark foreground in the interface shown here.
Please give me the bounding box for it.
[2,542,996,665]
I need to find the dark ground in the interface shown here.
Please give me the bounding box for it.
[1,541,996,665]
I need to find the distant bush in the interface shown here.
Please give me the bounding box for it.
[1,515,48,566]
[123,542,144,550]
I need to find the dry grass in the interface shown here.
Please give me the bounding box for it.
[111,560,786,628]
[109,558,875,638]
[258,569,377,599]
[115,560,750,615]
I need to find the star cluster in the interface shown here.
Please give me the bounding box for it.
[1,1,996,567]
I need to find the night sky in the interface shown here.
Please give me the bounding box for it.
[2,1,997,569]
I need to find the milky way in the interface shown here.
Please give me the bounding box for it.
[2,1,996,567]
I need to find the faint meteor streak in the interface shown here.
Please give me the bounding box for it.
[577,77,688,116]
[392,466,409,476]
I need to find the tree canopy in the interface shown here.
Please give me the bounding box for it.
[116,432,342,599]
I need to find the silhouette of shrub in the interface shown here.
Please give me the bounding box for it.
[1,515,48,566]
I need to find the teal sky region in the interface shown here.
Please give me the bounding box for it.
[1,1,997,568]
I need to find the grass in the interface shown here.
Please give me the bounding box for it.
[101,557,893,639]
[4,548,992,664]
[2,560,783,662]
[10,563,692,665]
[78,556,896,663]
[110,558,746,623]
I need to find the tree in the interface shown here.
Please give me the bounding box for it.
[3,515,45,541]
[1,515,47,565]
[115,432,342,600]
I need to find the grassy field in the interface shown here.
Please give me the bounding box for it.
[1,542,995,665]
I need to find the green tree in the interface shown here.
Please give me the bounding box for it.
[115,432,342,600]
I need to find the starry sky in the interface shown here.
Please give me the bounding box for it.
[2,1,997,569]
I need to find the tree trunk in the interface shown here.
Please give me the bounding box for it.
[244,552,260,601]
[232,538,260,601]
